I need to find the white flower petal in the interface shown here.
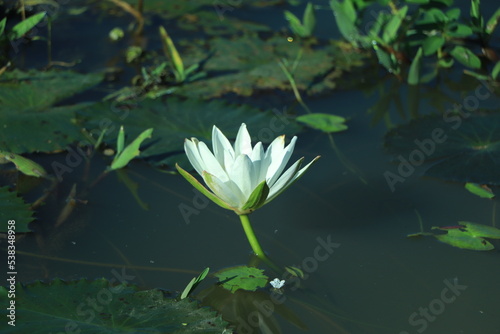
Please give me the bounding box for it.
[202,171,243,208]
[267,156,319,203]
[234,123,252,156]
[266,136,297,187]
[258,135,285,181]
[212,125,234,169]
[266,158,303,203]
[228,154,255,199]
[198,142,229,182]
[184,138,204,177]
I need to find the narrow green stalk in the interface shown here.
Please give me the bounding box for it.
[239,214,265,257]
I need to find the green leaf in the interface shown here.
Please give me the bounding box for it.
[382,6,408,43]
[422,35,445,56]
[0,69,103,112]
[181,267,210,300]
[0,186,34,233]
[330,0,360,46]
[0,70,102,154]
[0,151,47,178]
[303,2,316,37]
[447,23,473,38]
[470,0,483,28]
[241,180,269,212]
[450,46,481,69]
[491,61,500,80]
[296,113,348,133]
[463,69,490,80]
[159,25,185,82]
[486,8,500,34]
[0,278,230,333]
[458,221,500,239]
[408,47,423,85]
[285,10,305,37]
[175,164,232,211]
[110,128,153,171]
[433,228,494,251]
[0,17,6,36]
[9,12,46,40]
[465,183,495,199]
[79,97,302,166]
[214,266,268,293]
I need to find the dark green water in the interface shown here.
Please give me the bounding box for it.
[3,1,500,333]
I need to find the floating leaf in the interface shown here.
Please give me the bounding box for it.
[296,113,348,133]
[457,221,500,239]
[214,266,268,293]
[79,97,301,167]
[384,113,500,184]
[0,186,34,233]
[176,34,367,98]
[0,151,47,178]
[0,278,230,333]
[432,228,494,251]
[0,70,102,154]
[464,183,495,199]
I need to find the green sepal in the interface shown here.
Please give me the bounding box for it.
[241,180,269,212]
[175,163,231,210]
[180,267,210,300]
[0,150,47,178]
[109,128,153,171]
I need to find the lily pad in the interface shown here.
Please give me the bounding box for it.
[456,221,500,239]
[78,97,301,167]
[296,113,348,133]
[0,278,230,333]
[214,266,268,293]
[432,227,494,251]
[0,70,103,153]
[0,186,34,233]
[177,35,367,98]
[384,113,500,184]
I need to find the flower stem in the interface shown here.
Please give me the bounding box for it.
[239,214,265,257]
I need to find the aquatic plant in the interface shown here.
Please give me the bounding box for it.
[176,123,319,257]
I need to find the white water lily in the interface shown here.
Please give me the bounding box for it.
[176,123,319,215]
[270,278,285,289]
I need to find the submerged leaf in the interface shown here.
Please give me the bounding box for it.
[384,113,500,184]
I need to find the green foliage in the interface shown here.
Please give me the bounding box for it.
[0,151,47,178]
[296,113,348,133]
[431,222,500,251]
[0,186,34,233]
[79,97,302,167]
[464,183,495,199]
[0,278,230,333]
[284,2,316,38]
[214,266,268,293]
[109,128,153,171]
[330,0,500,83]
[181,267,210,300]
[0,70,102,154]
